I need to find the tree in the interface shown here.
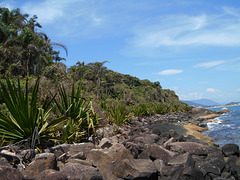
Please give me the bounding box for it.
[0,7,67,77]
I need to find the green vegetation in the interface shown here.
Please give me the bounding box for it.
[0,7,190,148]
[54,84,98,143]
[0,78,65,147]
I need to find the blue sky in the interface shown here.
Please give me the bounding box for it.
[1,0,240,104]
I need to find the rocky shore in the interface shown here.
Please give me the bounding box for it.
[0,107,239,180]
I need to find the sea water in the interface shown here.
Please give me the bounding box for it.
[203,105,240,147]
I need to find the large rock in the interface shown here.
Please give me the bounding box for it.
[0,166,23,180]
[36,169,67,180]
[192,107,205,114]
[133,134,159,145]
[195,158,225,176]
[48,144,70,159]
[161,164,184,179]
[154,159,165,176]
[87,147,133,180]
[22,153,57,180]
[60,162,100,180]
[222,144,239,157]
[221,107,230,113]
[181,167,205,180]
[0,157,11,167]
[69,143,95,159]
[139,144,176,164]
[98,138,112,149]
[112,159,157,179]
[231,165,240,180]
[168,152,194,167]
[168,142,218,155]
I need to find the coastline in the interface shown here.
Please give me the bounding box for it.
[181,108,223,146]
[1,106,240,180]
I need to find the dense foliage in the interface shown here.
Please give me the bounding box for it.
[0,7,67,77]
[0,7,190,147]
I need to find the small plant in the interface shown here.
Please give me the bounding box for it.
[155,103,168,114]
[0,78,66,147]
[109,103,130,126]
[131,103,155,117]
[54,83,98,143]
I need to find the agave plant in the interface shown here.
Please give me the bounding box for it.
[0,77,65,147]
[54,83,98,143]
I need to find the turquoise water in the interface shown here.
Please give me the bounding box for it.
[203,105,240,147]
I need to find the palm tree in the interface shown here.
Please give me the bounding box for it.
[0,7,68,77]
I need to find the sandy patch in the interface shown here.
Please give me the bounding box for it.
[183,123,213,143]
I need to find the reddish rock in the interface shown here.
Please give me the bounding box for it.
[22,153,57,180]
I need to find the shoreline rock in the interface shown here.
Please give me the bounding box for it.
[1,107,239,180]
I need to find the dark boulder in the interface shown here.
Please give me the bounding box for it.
[231,165,240,180]
[222,144,239,157]
[168,152,194,167]
[168,142,218,155]
[161,164,184,179]
[195,157,225,176]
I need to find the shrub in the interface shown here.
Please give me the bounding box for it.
[131,103,155,117]
[108,103,130,126]
[0,78,65,147]
[155,103,168,114]
[53,83,99,143]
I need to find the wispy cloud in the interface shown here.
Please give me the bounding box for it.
[20,0,107,38]
[194,60,225,68]
[206,88,220,92]
[156,69,183,75]
[236,88,240,92]
[129,8,240,50]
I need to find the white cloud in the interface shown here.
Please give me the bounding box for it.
[20,0,105,38]
[206,88,220,92]
[236,88,240,92]
[22,0,68,25]
[156,69,183,75]
[129,8,240,49]
[194,60,225,68]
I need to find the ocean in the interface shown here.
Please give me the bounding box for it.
[203,105,240,147]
